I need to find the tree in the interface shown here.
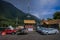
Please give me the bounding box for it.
[47,18,52,20]
[53,12,60,19]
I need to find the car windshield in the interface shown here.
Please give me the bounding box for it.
[37,26,46,30]
[46,28,54,30]
[40,27,47,30]
[42,28,55,31]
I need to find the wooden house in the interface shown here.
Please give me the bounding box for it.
[41,19,60,29]
[24,20,36,31]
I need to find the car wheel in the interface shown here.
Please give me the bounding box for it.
[12,32,16,35]
[54,31,57,34]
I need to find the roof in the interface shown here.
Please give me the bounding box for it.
[42,19,60,24]
[24,20,36,24]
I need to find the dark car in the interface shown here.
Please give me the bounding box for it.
[16,28,28,35]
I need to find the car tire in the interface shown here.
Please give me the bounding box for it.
[12,32,16,35]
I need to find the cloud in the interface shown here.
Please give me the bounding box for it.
[30,0,60,19]
[4,0,60,19]
[39,0,57,8]
[30,9,55,19]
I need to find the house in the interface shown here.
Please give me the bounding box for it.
[24,20,36,31]
[41,19,60,29]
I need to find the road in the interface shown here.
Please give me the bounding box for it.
[0,31,60,40]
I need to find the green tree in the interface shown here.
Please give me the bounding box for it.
[47,18,52,20]
[53,12,60,19]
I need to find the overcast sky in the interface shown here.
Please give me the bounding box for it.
[4,0,60,19]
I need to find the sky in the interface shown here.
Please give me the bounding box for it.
[4,0,60,19]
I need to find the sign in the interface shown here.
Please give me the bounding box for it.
[28,28,33,31]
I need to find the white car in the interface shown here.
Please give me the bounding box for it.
[37,26,59,35]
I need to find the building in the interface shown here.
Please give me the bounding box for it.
[41,19,60,29]
[24,20,36,31]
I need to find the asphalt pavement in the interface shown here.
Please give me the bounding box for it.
[0,31,60,40]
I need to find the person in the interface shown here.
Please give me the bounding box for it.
[8,25,14,30]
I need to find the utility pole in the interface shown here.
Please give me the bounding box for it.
[16,16,18,26]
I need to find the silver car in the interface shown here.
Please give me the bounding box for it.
[37,26,59,35]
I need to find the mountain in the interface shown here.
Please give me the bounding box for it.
[0,0,40,26]
[0,0,26,19]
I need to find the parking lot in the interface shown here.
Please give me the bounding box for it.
[0,31,60,40]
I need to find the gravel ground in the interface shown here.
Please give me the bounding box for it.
[0,31,60,40]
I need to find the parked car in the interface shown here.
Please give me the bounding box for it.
[4,28,16,34]
[36,26,59,35]
[16,28,28,35]
[0,27,16,35]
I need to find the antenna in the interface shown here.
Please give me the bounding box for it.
[27,0,29,13]
[27,0,31,18]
